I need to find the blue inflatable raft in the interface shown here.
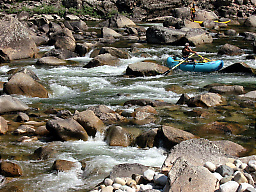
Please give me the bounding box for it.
[167,56,224,73]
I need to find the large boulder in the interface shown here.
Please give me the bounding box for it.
[195,10,218,21]
[104,126,129,147]
[125,61,169,76]
[146,26,185,44]
[184,28,213,46]
[4,72,49,98]
[163,16,183,28]
[188,92,224,108]
[104,13,136,28]
[49,28,76,51]
[73,110,106,137]
[155,125,196,150]
[239,90,256,99]
[0,116,8,134]
[46,118,89,141]
[164,157,218,192]
[173,7,190,19]
[0,16,38,63]
[84,53,120,68]
[244,15,256,27]
[0,95,29,114]
[218,43,244,56]
[161,138,233,173]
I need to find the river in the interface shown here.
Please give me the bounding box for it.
[0,22,255,191]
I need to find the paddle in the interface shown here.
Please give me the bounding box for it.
[197,54,211,62]
[163,53,195,76]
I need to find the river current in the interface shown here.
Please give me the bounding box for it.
[0,22,255,191]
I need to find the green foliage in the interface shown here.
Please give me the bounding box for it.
[3,4,98,18]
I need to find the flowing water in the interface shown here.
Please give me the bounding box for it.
[0,22,255,191]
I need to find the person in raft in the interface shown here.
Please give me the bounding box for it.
[182,43,197,59]
[190,3,196,21]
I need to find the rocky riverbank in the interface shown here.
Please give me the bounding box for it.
[0,0,255,191]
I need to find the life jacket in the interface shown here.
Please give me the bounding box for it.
[191,7,196,13]
[182,47,190,57]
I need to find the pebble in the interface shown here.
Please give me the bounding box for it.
[204,161,216,172]
[101,186,114,192]
[234,159,243,167]
[139,184,153,191]
[216,165,234,177]
[219,181,239,192]
[220,176,234,184]
[240,163,248,170]
[226,162,236,169]
[114,177,126,186]
[104,178,113,186]
[153,173,168,186]
[143,169,155,181]
[113,183,121,190]
[244,172,255,185]
[237,183,255,192]
[248,160,256,172]
[119,185,135,192]
[233,171,248,184]
[126,179,136,187]
[213,172,223,181]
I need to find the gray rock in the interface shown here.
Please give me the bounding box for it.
[143,169,155,181]
[237,183,255,192]
[146,26,185,44]
[239,91,256,100]
[0,95,29,113]
[220,62,255,74]
[248,160,256,172]
[153,173,168,186]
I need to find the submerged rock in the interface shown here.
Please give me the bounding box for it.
[36,56,67,66]
[51,160,76,172]
[220,62,255,74]
[0,161,23,177]
[84,53,120,68]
